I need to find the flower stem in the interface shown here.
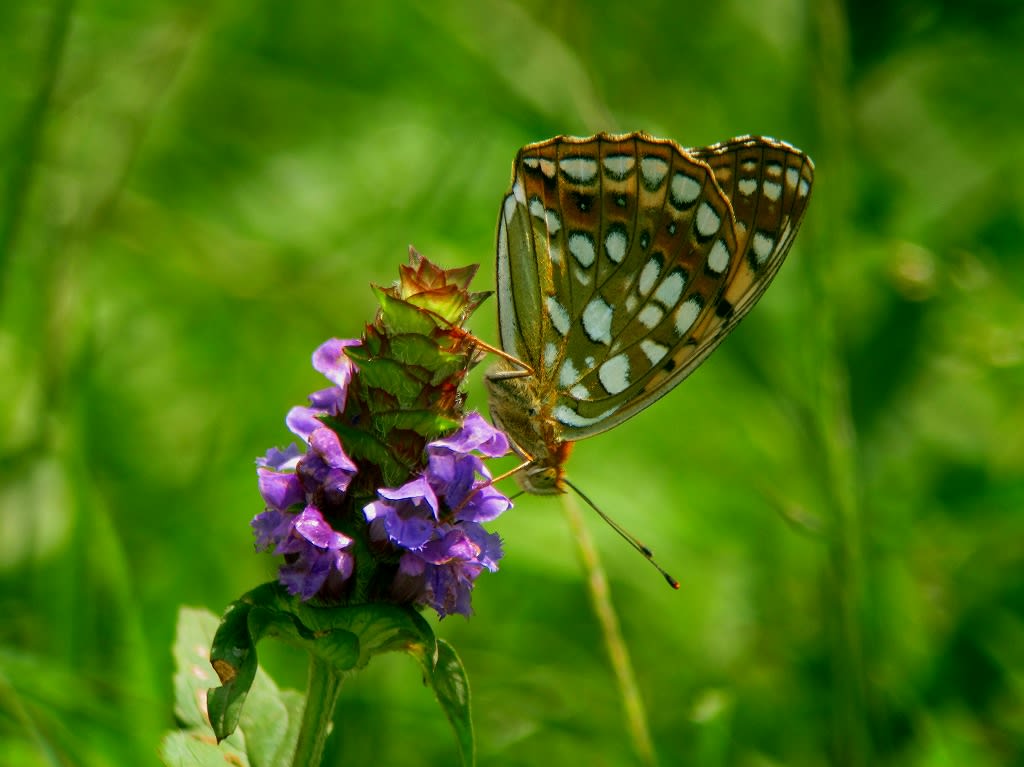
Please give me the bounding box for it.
[0,0,72,287]
[808,3,871,765]
[561,492,658,767]
[292,656,345,767]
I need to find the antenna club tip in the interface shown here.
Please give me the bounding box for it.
[665,574,681,590]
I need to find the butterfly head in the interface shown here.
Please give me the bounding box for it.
[516,462,564,495]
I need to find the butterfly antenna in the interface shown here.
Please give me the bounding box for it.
[563,478,680,590]
[452,329,535,377]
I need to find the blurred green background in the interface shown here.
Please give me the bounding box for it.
[2,1,1022,765]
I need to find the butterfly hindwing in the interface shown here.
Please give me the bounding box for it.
[692,136,815,322]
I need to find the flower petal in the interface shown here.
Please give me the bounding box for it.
[377,476,439,517]
[258,468,305,511]
[453,483,513,523]
[309,427,357,473]
[292,506,352,551]
[312,339,360,391]
[286,406,323,442]
[430,411,510,458]
[251,509,292,551]
[257,444,303,471]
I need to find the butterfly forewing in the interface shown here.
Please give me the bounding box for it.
[494,132,814,453]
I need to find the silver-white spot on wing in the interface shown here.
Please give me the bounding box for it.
[605,228,628,264]
[707,239,731,274]
[598,353,631,394]
[654,270,685,308]
[762,179,782,202]
[559,156,599,184]
[603,154,635,180]
[752,232,775,265]
[582,296,613,345]
[568,232,596,267]
[554,403,620,428]
[675,297,701,336]
[641,339,668,365]
[638,257,661,295]
[511,181,525,206]
[696,202,721,238]
[544,342,558,368]
[670,172,701,208]
[559,358,579,388]
[546,296,571,336]
[638,304,663,329]
[545,208,561,235]
[640,156,668,189]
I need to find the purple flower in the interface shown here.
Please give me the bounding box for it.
[364,476,439,550]
[251,333,512,616]
[297,426,358,504]
[257,444,303,471]
[252,340,361,601]
[286,338,360,442]
[254,506,355,600]
[313,338,359,391]
[430,411,510,458]
[363,412,512,617]
[252,508,294,552]
[394,524,504,618]
[257,444,305,512]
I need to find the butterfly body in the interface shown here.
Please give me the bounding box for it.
[488,132,814,494]
[485,365,573,493]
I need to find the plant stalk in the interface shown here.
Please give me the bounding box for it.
[561,492,658,767]
[292,656,345,767]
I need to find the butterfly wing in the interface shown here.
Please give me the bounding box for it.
[495,132,814,442]
[690,135,815,330]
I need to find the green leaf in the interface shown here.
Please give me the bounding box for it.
[410,638,475,767]
[387,332,442,366]
[292,597,437,670]
[404,286,468,325]
[372,285,440,335]
[207,584,440,741]
[170,608,221,731]
[380,333,475,387]
[160,731,246,767]
[164,606,302,767]
[428,353,472,386]
[357,355,429,403]
[327,421,410,482]
[374,409,460,438]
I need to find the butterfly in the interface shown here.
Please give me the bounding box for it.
[485,132,814,496]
